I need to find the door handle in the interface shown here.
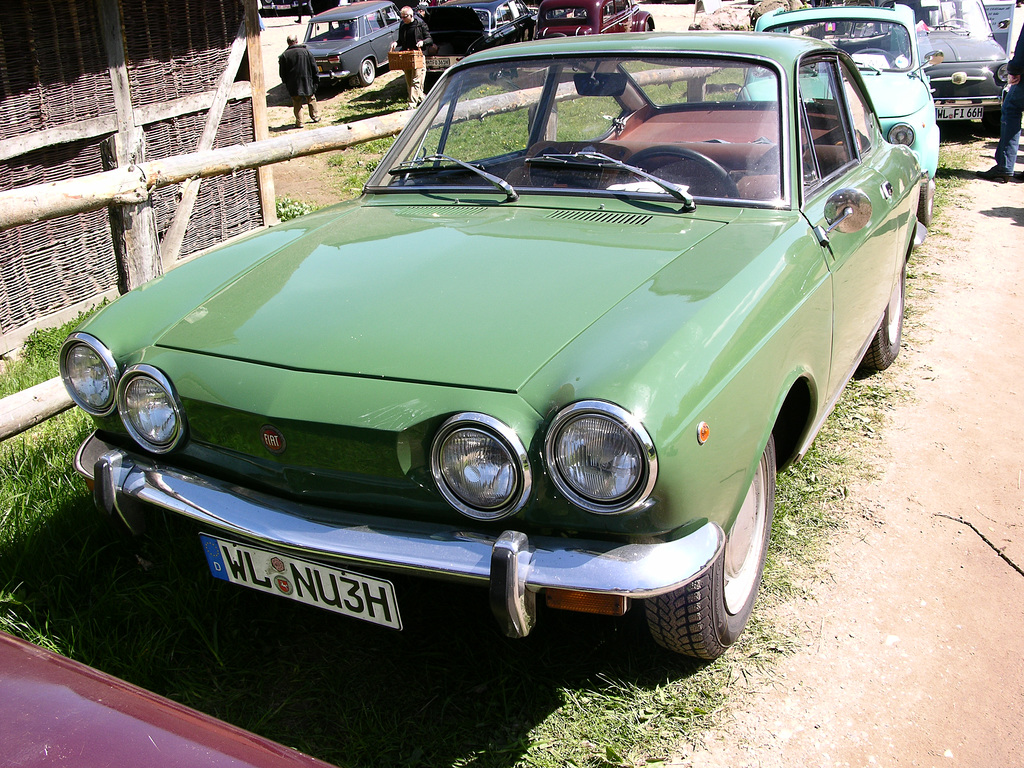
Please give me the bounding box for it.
[880,181,894,200]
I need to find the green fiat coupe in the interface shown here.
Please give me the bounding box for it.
[60,32,923,660]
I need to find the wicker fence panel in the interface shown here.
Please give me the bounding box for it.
[0,140,118,335]
[145,98,262,263]
[0,0,115,138]
[122,0,245,107]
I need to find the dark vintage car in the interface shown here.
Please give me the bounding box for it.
[424,0,536,79]
[0,631,335,767]
[303,1,402,87]
[261,0,347,17]
[903,0,1010,131]
[60,33,923,660]
[536,0,653,38]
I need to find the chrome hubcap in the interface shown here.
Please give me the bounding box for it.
[886,272,903,341]
[723,454,768,614]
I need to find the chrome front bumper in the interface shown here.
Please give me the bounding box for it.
[75,432,723,638]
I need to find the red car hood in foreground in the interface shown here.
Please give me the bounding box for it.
[0,632,335,768]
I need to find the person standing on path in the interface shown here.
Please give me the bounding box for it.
[278,34,321,129]
[295,0,314,24]
[978,23,1024,182]
[390,6,431,108]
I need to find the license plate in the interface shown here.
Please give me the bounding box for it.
[200,534,402,630]
[426,56,460,71]
[936,105,984,120]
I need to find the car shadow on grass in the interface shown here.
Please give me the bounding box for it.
[1,474,714,768]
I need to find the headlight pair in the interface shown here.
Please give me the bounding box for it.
[60,333,185,454]
[432,401,656,521]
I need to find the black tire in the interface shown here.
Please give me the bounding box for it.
[860,260,906,373]
[981,109,1001,137]
[356,58,376,87]
[917,175,935,228]
[645,436,776,659]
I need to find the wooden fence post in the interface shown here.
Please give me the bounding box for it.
[97,0,161,292]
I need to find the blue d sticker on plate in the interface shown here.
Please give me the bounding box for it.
[201,534,230,581]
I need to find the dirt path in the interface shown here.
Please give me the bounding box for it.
[679,163,1024,767]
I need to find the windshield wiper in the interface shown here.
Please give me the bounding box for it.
[389,153,518,202]
[525,151,695,210]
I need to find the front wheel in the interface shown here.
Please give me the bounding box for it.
[981,109,1001,137]
[917,175,935,228]
[645,436,776,659]
[860,259,906,373]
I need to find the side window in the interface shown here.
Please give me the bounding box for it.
[603,1,615,20]
[798,58,854,184]
[839,61,875,155]
[367,12,383,31]
[496,4,512,23]
[383,5,400,25]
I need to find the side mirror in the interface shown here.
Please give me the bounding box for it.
[824,188,872,234]
[923,50,944,67]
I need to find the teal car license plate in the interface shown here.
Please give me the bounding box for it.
[200,534,402,630]
[936,105,984,120]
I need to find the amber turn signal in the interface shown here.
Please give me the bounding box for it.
[545,589,629,616]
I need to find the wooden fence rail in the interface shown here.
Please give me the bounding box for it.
[0,112,413,233]
[0,111,413,443]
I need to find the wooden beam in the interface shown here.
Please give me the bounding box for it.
[97,0,160,291]
[0,113,413,232]
[0,378,73,443]
[245,0,277,227]
[159,22,251,270]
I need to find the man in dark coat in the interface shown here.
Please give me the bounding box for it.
[978,24,1024,182]
[390,6,432,108]
[279,35,321,128]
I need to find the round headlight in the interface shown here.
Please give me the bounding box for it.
[996,63,1009,84]
[117,365,185,453]
[545,401,657,514]
[431,413,531,520]
[59,333,119,416]
[887,122,916,147]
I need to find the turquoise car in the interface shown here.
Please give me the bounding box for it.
[756,4,941,226]
[60,33,922,660]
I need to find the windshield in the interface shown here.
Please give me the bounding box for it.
[907,0,992,39]
[770,19,915,72]
[307,18,359,43]
[368,55,784,205]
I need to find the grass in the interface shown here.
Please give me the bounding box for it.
[0,123,980,765]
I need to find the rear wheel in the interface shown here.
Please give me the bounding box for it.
[356,57,376,87]
[645,436,776,659]
[860,259,906,373]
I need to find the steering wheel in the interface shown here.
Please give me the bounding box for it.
[933,17,968,30]
[627,145,740,199]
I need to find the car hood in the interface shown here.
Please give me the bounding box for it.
[428,7,486,32]
[153,202,730,392]
[857,72,933,118]
[919,33,1005,63]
